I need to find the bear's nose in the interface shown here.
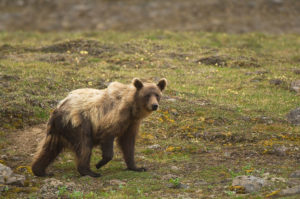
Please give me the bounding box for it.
[152,104,158,111]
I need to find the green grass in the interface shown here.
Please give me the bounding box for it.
[0,31,300,198]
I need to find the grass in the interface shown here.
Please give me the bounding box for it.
[0,31,299,198]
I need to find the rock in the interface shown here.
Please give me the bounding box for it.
[147,144,160,149]
[289,170,300,178]
[5,174,25,186]
[287,107,300,125]
[171,166,179,171]
[262,172,270,179]
[278,185,300,197]
[0,155,8,160]
[271,0,283,4]
[291,80,300,93]
[270,177,286,183]
[269,79,284,86]
[224,151,231,157]
[0,163,13,184]
[232,175,265,193]
[294,69,300,75]
[170,109,179,116]
[166,98,176,102]
[162,174,177,180]
[0,163,25,186]
[11,156,21,161]
[0,185,7,192]
[287,178,300,186]
[273,145,288,156]
[109,179,126,186]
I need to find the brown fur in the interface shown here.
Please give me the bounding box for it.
[31,78,167,177]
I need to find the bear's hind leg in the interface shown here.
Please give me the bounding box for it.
[72,121,101,178]
[96,136,114,169]
[32,135,63,176]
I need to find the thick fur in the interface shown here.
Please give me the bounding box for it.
[32,78,167,177]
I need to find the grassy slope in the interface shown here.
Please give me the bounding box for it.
[0,31,300,198]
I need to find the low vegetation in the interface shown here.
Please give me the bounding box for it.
[0,31,299,198]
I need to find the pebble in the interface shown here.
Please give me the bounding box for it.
[289,170,300,178]
[291,80,300,93]
[171,166,179,171]
[273,145,288,156]
[166,98,176,102]
[147,144,160,149]
[287,107,300,125]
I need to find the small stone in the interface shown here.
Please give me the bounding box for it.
[147,144,160,149]
[273,145,288,156]
[270,177,286,183]
[162,174,177,180]
[287,107,300,125]
[291,80,300,93]
[0,163,25,186]
[289,170,300,178]
[171,166,179,171]
[262,172,270,178]
[109,179,126,186]
[294,69,300,75]
[232,175,265,193]
[166,98,176,102]
[170,109,179,116]
[269,79,283,86]
[11,156,21,161]
[0,155,8,160]
[287,178,300,186]
[44,178,63,187]
[6,174,25,186]
[278,185,300,197]
[0,163,13,184]
[224,151,231,157]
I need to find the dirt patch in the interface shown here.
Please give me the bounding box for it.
[197,56,228,66]
[40,39,115,56]
[197,56,261,68]
[230,56,261,68]
[2,125,45,167]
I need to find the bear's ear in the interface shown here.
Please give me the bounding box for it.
[157,78,167,91]
[132,78,143,90]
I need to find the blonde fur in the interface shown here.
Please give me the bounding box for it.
[57,82,140,137]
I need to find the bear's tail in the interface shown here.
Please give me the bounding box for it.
[31,123,63,176]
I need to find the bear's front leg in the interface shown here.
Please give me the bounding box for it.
[117,124,147,172]
[96,136,115,169]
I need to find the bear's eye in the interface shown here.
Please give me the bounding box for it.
[145,94,151,99]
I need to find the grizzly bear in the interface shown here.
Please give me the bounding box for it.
[31,78,167,177]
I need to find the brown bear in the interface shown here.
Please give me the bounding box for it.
[31,78,167,177]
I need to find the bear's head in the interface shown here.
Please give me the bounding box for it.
[132,78,167,113]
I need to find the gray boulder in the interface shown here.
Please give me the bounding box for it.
[291,80,300,93]
[287,107,300,125]
[0,163,25,187]
[290,170,300,178]
[232,175,265,193]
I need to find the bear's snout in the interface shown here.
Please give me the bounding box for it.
[152,104,158,111]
